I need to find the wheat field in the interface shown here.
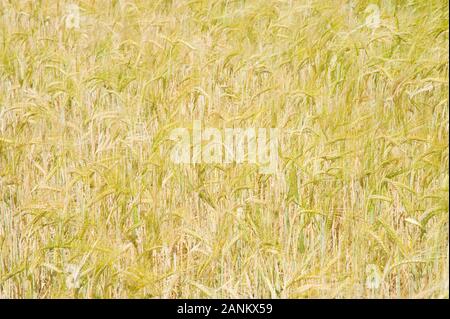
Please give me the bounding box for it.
[0,0,448,298]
